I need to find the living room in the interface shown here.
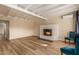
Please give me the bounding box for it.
[0,4,78,55]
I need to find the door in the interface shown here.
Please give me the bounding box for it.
[0,20,9,40]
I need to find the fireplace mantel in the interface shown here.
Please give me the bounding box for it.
[40,24,59,41]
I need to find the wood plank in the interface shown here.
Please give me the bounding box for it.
[0,36,74,55]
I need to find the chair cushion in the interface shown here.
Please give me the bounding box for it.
[65,37,75,41]
[65,37,70,40]
[60,46,75,55]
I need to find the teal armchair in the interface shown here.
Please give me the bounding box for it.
[65,32,75,44]
[60,38,79,55]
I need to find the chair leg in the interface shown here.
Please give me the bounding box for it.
[74,39,76,44]
[65,39,66,43]
[69,40,70,44]
[61,52,63,55]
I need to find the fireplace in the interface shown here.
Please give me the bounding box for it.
[43,29,52,36]
[40,24,59,41]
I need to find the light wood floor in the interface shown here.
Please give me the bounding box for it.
[0,36,74,55]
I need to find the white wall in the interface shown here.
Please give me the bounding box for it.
[9,18,35,39]
[0,16,36,39]
[0,14,75,40]
[45,15,74,40]
[34,15,75,40]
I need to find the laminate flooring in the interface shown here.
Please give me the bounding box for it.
[0,36,74,55]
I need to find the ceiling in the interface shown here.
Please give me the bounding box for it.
[1,4,79,20]
[16,4,79,17]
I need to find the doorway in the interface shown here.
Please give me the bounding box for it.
[0,20,9,40]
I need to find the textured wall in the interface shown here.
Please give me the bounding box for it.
[0,16,36,39]
[44,15,75,40]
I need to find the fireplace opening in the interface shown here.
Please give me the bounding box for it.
[43,29,52,36]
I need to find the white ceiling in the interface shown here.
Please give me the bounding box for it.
[16,4,79,17]
[1,4,79,20]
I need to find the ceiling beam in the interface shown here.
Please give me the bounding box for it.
[2,4,48,20]
[24,4,33,10]
[33,4,62,12]
[46,5,75,14]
